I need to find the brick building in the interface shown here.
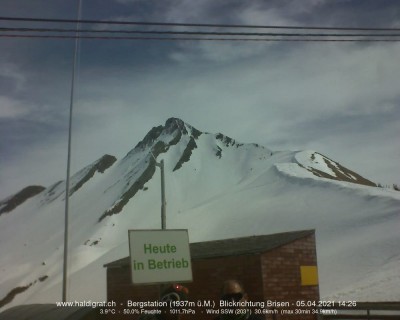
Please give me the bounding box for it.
[104,229,319,319]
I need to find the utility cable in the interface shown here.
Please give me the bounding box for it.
[1,16,400,31]
[1,27,400,38]
[1,34,399,42]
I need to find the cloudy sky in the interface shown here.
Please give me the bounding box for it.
[1,0,399,199]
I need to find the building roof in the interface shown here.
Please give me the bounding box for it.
[0,304,104,320]
[104,229,315,268]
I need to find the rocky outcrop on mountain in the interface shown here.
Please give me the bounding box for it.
[296,151,376,187]
[0,186,45,215]
[69,154,117,196]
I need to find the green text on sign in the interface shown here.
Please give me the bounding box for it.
[129,229,193,284]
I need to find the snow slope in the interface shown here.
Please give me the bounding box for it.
[0,118,399,310]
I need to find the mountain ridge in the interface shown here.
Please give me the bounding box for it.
[1,117,399,310]
[0,117,379,209]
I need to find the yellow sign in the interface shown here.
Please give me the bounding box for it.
[300,266,318,286]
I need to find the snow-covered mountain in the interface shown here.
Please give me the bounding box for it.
[1,117,399,310]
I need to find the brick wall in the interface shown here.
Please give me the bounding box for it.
[106,266,160,319]
[106,254,263,320]
[261,233,319,320]
[187,254,263,319]
[106,233,319,320]
[189,254,263,302]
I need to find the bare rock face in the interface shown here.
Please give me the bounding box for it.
[0,186,45,215]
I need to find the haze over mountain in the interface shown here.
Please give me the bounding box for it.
[1,117,399,310]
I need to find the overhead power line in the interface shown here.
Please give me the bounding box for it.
[1,16,400,32]
[1,16,400,42]
[1,34,399,42]
[1,27,400,38]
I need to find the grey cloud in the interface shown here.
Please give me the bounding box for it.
[1,0,400,199]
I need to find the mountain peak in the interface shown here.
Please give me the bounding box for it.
[132,118,202,152]
[164,117,185,133]
[164,117,202,138]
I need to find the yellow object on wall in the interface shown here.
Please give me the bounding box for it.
[300,266,319,286]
